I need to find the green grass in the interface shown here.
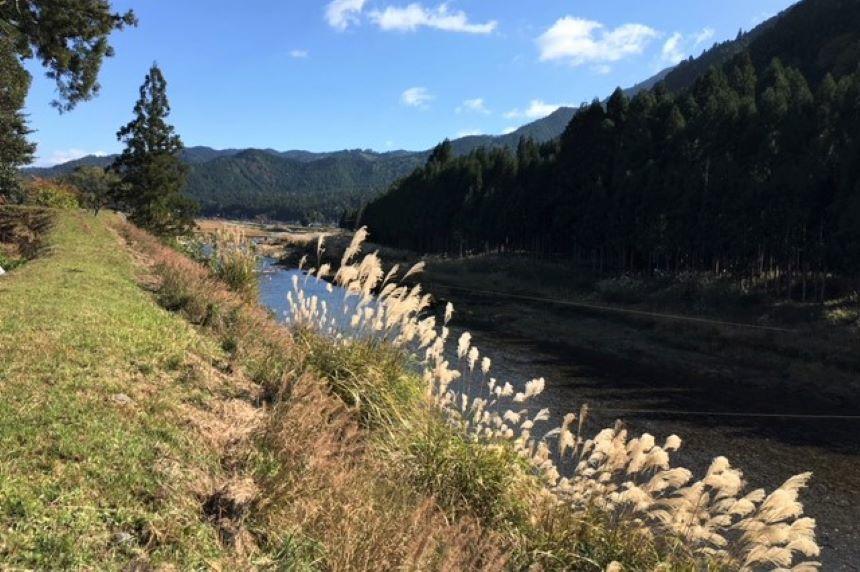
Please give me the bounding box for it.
[0,210,228,568]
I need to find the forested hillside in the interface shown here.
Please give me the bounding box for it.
[360,0,860,298]
[663,0,860,91]
[184,149,426,222]
[23,106,585,222]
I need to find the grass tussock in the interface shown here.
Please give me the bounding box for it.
[207,227,260,301]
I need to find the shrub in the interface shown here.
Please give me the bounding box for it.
[208,228,259,301]
[595,275,647,304]
[19,178,79,209]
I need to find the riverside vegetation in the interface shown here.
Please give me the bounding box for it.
[0,207,821,570]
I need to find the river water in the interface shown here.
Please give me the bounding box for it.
[258,258,860,570]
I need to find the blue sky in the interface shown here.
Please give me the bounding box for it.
[24,0,796,166]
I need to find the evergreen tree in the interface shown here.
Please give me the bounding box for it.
[427,139,453,167]
[0,0,136,111]
[361,49,860,299]
[0,37,34,197]
[112,64,197,235]
[0,0,134,198]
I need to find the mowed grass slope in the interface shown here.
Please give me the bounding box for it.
[0,210,227,568]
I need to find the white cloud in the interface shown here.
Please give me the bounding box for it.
[370,3,497,34]
[694,27,715,46]
[504,99,574,121]
[289,49,309,59]
[456,129,483,138]
[401,86,434,108]
[325,0,367,31]
[501,127,517,135]
[34,148,106,168]
[661,32,684,64]
[660,27,716,64]
[537,16,658,66]
[456,98,490,114]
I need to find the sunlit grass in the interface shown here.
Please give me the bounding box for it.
[0,211,227,567]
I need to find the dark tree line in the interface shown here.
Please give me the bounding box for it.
[361,53,860,300]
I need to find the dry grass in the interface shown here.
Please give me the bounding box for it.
[66,216,817,570]
[5,210,819,569]
[118,218,512,570]
[285,227,822,571]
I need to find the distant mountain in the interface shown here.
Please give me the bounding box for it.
[622,67,673,97]
[27,154,115,176]
[22,107,585,220]
[35,0,845,224]
[181,146,244,164]
[25,146,242,177]
[446,107,578,156]
[183,148,427,222]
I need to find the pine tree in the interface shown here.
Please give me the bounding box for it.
[112,64,197,235]
[0,0,134,197]
[0,0,136,111]
[0,37,34,198]
[427,139,453,167]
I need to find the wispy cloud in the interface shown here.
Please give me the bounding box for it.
[537,16,659,66]
[370,3,497,34]
[694,27,715,45]
[504,99,574,121]
[289,49,309,59]
[401,86,434,108]
[325,0,367,31]
[34,148,107,168]
[456,129,484,138]
[456,97,490,114]
[660,27,715,64]
[661,32,685,64]
[501,126,518,135]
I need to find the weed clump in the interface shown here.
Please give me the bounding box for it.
[208,227,259,301]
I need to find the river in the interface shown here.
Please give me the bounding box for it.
[258,258,860,570]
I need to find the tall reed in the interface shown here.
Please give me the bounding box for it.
[287,227,821,571]
[208,227,259,301]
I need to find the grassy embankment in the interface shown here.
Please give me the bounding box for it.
[0,211,605,569]
[0,208,230,567]
[0,210,818,570]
